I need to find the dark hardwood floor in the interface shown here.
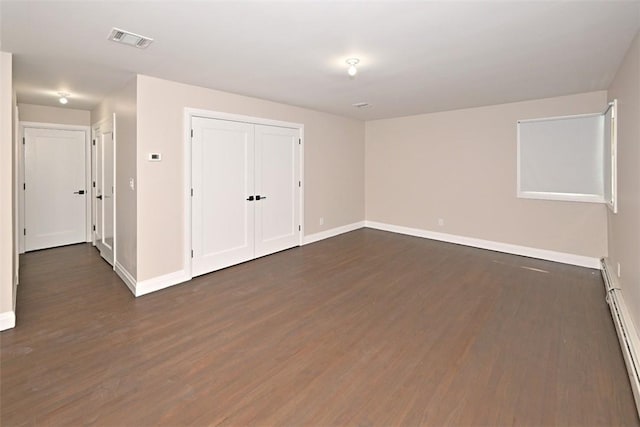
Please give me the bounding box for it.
[1,229,638,426]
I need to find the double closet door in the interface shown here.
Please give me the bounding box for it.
[191,117,300,277]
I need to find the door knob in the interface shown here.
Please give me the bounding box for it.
[256,195,267,200]
[246,195,254,201]
[74,190,85,195]
[96,195,103,200]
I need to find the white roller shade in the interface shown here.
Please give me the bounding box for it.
[517,113,605,203]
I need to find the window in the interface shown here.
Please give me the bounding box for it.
[517,100,617,210]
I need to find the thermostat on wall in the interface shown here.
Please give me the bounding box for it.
[148,153,162,161]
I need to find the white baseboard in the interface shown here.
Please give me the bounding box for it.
[365,221,601,269]
[135,269,191,297]
[303,221,365,245]
[115,261,137,296]
[602,258,640,418]
[0,311,16,331]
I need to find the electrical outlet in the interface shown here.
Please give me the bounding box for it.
[438,218,444,227]
[617,262,621,278]
[319,217,324,226]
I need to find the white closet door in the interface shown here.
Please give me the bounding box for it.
[97,129,115,265]
[24,127,86,251]
[192,117,255,276]
[254,125,300,257]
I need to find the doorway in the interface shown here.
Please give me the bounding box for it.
[20,123,91,252]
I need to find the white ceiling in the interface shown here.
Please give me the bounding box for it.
[1,1,639,120]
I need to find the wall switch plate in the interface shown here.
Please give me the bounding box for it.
[129,178,135,190]
[319,217,324,226]
[438,218,444,227]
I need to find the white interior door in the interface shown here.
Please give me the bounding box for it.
[94,129,103,246]
[254,125,300,257]
[94,120,115,265]
[24,127,86,251]
[191,117,255,276]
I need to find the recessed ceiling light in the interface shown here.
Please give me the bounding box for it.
[108,27,153,49]
[352,102,371,109]
[58,92,70,105]
[346,58,360,77]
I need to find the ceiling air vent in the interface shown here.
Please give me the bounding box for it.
[352,102,372,109]
[108,28,153,49]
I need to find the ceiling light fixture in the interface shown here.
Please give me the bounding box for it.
[346,58,360,77]
[58,92,70,105]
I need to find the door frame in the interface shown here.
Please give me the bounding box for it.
[183,108,304,280]
[18,121,91,253]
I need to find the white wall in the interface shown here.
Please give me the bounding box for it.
[136,75,365,281]
[0,52,15,330]
[607,30,640,331]
[91,77,137,279]
[366,91,609,259]
[18,103,90,126]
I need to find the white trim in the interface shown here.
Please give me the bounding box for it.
[135,269,191,297]
[601,258,640,418]
[299,129,305,246]
[517,191,605,204]
[516,111,604,124]
[183,110,192,280]
[364,221,601,268]
[187,108,302,129]
[115,261,136,295]
[14,105,20,288]
[606,99,618,214]
[183,108,305,282]
[112,113,117,268]
[303,221,365,245]
[0,311,16,331]
[19,122,92,252]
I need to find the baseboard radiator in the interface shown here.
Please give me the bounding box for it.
[601,259,640,418]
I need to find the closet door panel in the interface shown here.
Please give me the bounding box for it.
[254,125,300,257]
[192,117,255,276]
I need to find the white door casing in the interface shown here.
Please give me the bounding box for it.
[24,127,86,251]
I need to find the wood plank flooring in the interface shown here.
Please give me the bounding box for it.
[1,229,638,426]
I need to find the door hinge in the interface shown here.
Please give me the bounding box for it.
[23,228,26,236]
[23,183,25,190]
[191,188,193,197]
[92,225,96,231]
[22,137,25,145]
[92,181,96,188]
[92,139,96,146]
[191,249,194,258]
[298,225,301,231]
[191,129,194,138]
[298,138,301,145]
[298,181,301,187]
